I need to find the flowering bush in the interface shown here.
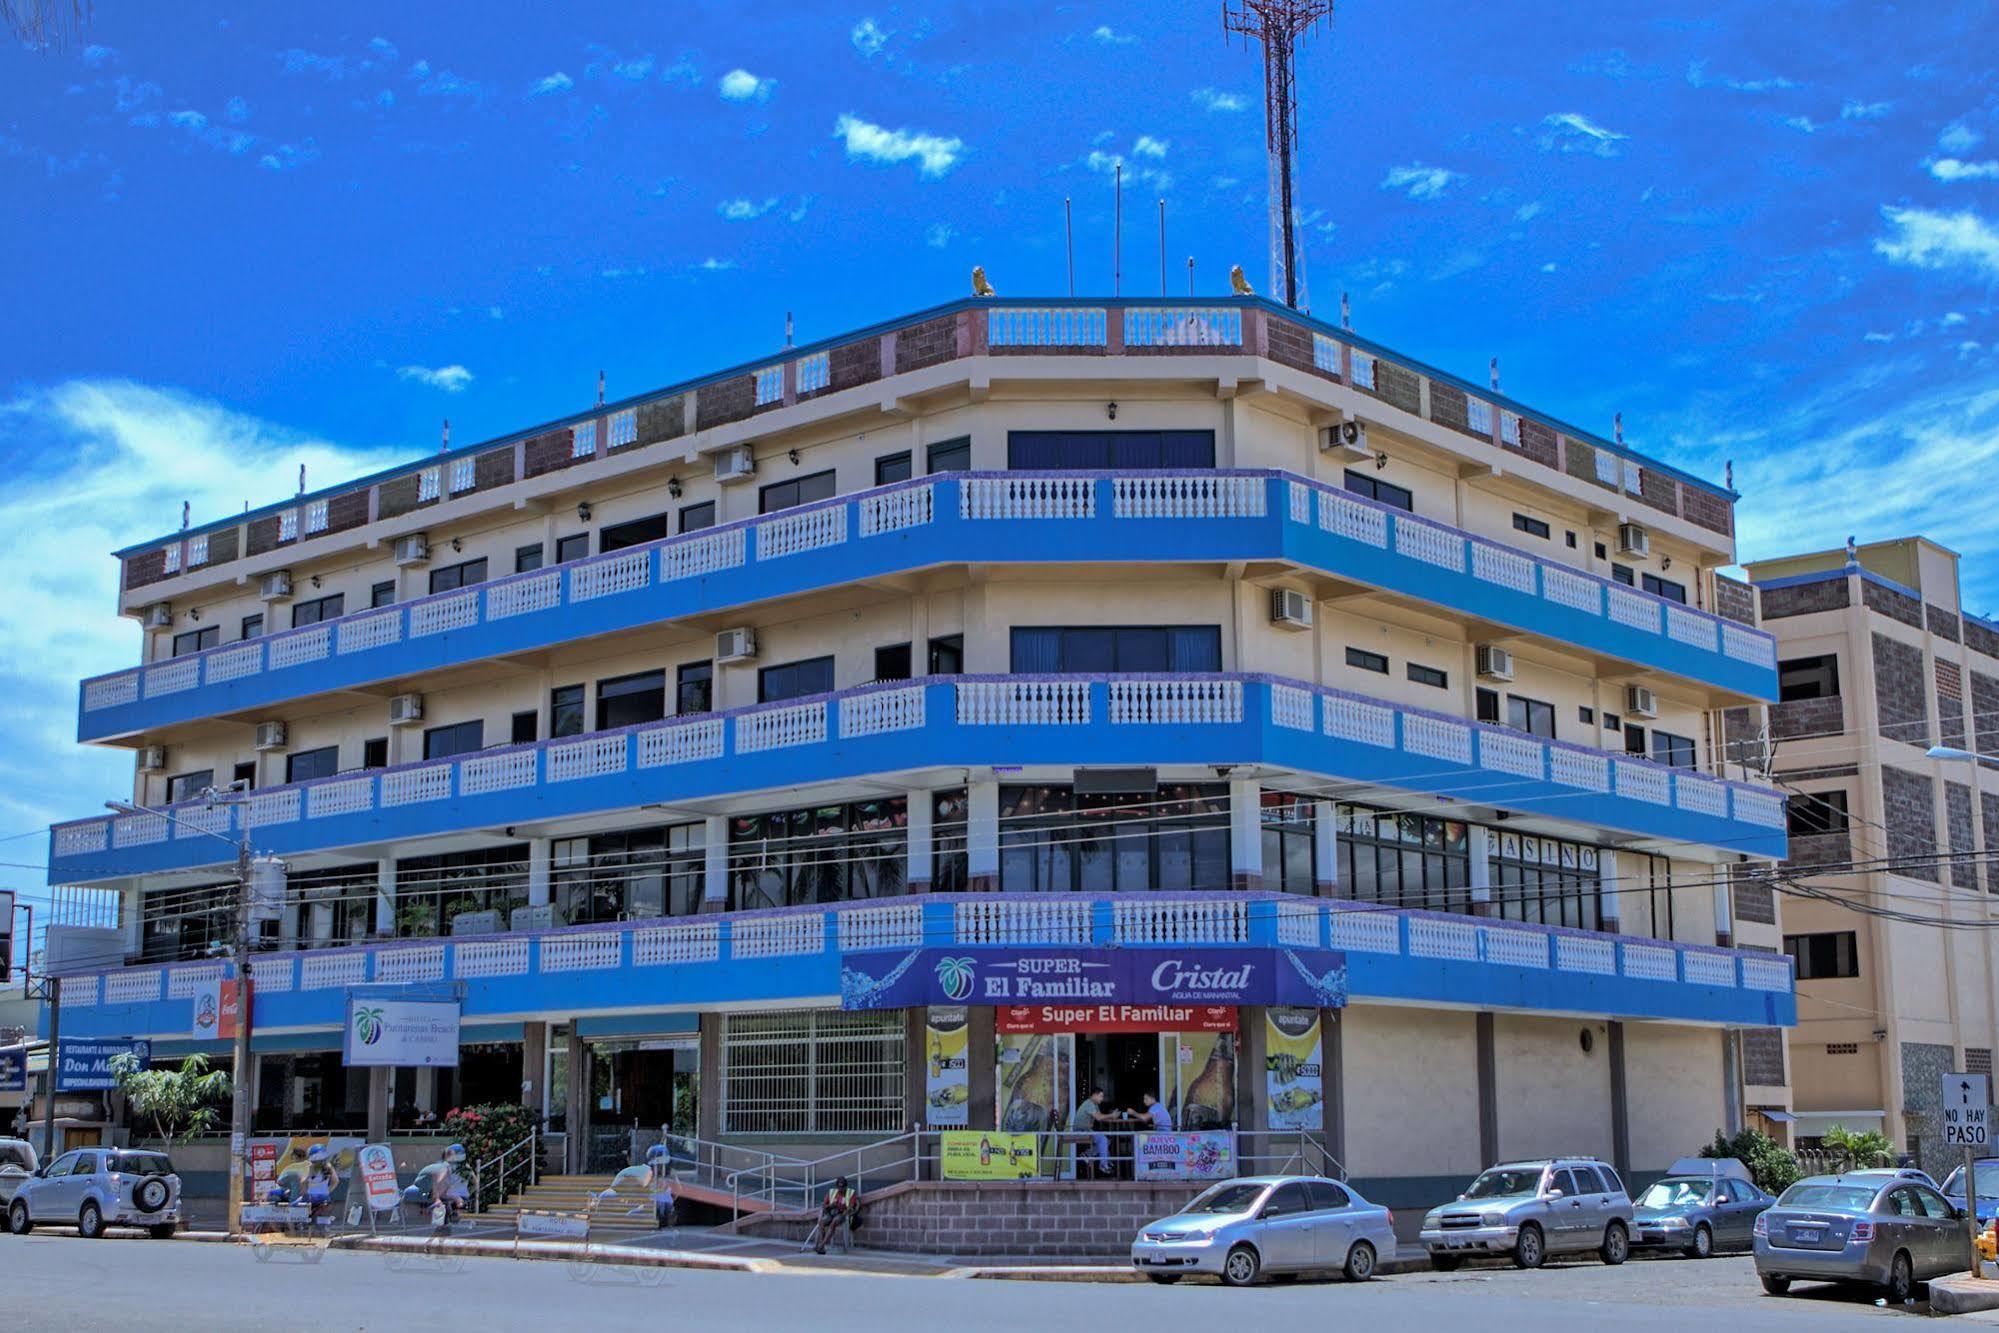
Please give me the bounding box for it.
[441,1103,541,1207]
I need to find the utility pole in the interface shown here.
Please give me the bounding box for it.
[227,834,253,1236]
[1224,0,1333,309]
[39,982,58,1159]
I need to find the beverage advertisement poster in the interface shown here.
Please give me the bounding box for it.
[997,1031,1073,1133]
[940,1130,1039,1180]
[1265,1008,1326,1130]
[925,1007,970,1127]
[1168,1030,1236,1131]
[1133,1131,1237,1181]
[356,1143,402,1212]
[251,1135,365,1196]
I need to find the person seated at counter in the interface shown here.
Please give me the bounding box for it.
[1070,1089,1116,1178]
[1141,1091,1173,1132]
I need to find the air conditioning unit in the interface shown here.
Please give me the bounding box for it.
[137,745,167,773]
[1317,416,1371,459]
[713,445,756,483]
[141,603,173,629]
[393,533,430,566]
[254,721,288,751]
[1269,588,1314,630]
[259,570,293,601]
[715,627,758,663]
[1475,645,1515,681]
[389,693,425,725]
[1625,685,1659,719]
[1617,522,1650,558]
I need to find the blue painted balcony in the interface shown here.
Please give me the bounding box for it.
[50,672,1789,886]
[47,892,1796,1046]
[76,472,1778,744]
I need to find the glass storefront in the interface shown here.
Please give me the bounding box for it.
[729,798,911,910]
[553,823,704,924]
[997,784,1228,893]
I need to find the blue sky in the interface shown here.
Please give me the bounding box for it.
[3,1,1999,929]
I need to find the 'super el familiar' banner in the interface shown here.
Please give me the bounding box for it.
[841,947,1347,1011]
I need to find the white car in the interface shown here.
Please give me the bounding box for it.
[0,1139,37,1207]
[1131,1176,1398,1286]
[7,1146,181,1239]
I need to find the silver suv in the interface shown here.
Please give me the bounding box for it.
[1420,1158,1633,1270]
[7,1147,181,1239]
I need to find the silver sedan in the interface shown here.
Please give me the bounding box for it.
[1131,1175,1398,1287]
[1754,1174,1967,1303]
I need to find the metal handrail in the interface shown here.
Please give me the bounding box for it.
[470,1125,538,1213]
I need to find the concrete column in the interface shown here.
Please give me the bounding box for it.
[1722,1029,1744,1137]
[967,1007,997,1131]
[967,780,999,892]
[906,790,933,893]
[522,1021,547,1115]
[120,886,144,960]
[526,837,552,909]
[1712,872,1734,948]
[366,1066,390,1142]
[374,860,395,937]
[1323,1010,1346,1172]
[1608,1020,1631,1176]
[1468,825,1495,917]
[1597,849,1621,932]
[697,1015,723,1141]
[699,815,729,913]
[1238,1007,1271,1130]
[415,1068,436,1115]
[1476,1012,1498,1166]
[1312,800,1339,897]
[1229,778,1263,891]
[567,1032,593,1174]
[308,902,333,946]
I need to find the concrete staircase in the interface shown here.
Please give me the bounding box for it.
[480,1172,779,1238]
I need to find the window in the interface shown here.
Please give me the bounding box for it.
[926,437,972,473]
[1603,712,1621,732]
[1345,647,1389,674]
[1264,1182,1314,1216]
[1785,931,1859,980]
[874,643,912,681]
[1350,349,1377,389]
[555,821,705,924]
[1565,531,1578,549]
[1642,573,1687,604]
[596,670,666,730]
[511,711,537,745]
[422,720,484,761]
[599,514,668,552]
[515,544,545,574]
[1594,541,1608,559]
[1005,430,1216,470]
[166,770,214,804]
[1579,706,1595,725]
[1408,663,1448,689]
[1010,626,1222,673]
[240,613,264,641]
[394,843,527,938]
[291,594,345,628]
[928,635,964,675]
[1260,792,1317,896]
[759,469,837,515]
[730,797,912,909]
[286,746,338,784]
[555,534,590,564]
[428,558,487,595]
[759,656,835,703]
[607,408,637,449]
[875,451,912,485]
[233,761,257,789]
[550,685,585,738]
[1475,688,1500,723]
[1650,730,1697,770]
[172,627,218,657]
[370,580,396,608]
[1778,654,1841,702]
[1624,723,1647,757]
[676,661,713,714]
[998,784,1228,895]
[362,738,387,770]
[679,501,716,533]
[1512,513,1551,540]
[1485,823,1603,930]
[417,467,440,503]
[1306,1179,1351,1212]
[1787,790,1850,837]
[571,419,597,458]
[1506,694,1556,739]
[1611,564,1635,587]
[723,1011,905,1134]
[1343,469,1414,513]
[1340,804,1478,917]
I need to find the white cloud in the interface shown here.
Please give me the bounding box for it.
[717,196,777,220]
[852,19,890,58]
[225,95,248,122]
[369,37,398,61]
[926,222,955,248]
[697,257,736,271]
[832,112,963,177]
[1874,205,1999,279]
[257,140,319,171]
[1082,150,1170,192]
[396,364,474,392]
[787,196,812,223]
[718,68,774,103]
[1943,312,1969,327]
[1514,201,1544,222]
[1930,158,1999,183]
[1191,88,1247,113]
[1092,25,1136,45]
[1940,121,1984,154]
[1863,331,1896,343]
[530,72,573,97]
[415,66,480,97]
[1841,99,1892,120]
[1540,262,1557,273]
[1132,135,1168,159]
[1785,115,1820,134]
[1537,111,1627,157]
[80,43,115,67]
[167,109,206,131]
[1684,60,1796,93]
[1380,163,1461,201]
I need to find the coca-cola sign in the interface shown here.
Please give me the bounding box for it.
[839,946,1347,1012]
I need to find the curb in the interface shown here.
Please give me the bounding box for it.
[331,1233,774,1271]
[1930,1274,1999,1316]
[964,1255,1434,1283]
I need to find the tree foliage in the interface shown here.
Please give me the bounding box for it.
[1702,1127,1803,1195]
[440,1103,541,1208]
[108,1052,231,1148]
[1819,1124,1895,1172]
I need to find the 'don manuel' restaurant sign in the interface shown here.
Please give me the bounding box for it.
[840,947,1348,1012]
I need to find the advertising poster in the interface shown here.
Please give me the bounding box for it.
[940,1130,1039,1180]
[0,1047,25,1094]
[1265,1008,1326,1130]
[55,1039,150,1091]
[355,1143,402,1212]
[191,977,240,1042]
[251,1135,364,1197]
[343,997,461,1067]
[843,946,1347,1011]
[925,1007,970,1127]
[1133,1131,1237,1181]
[997,1031,1072,1133]
[1168,1030,1236,1131]
[996,1004,1235,1034]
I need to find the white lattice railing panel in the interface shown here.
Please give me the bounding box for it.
[757,504,848,560]
[859,484,935,536]
[838,902,924,951]
[60,974,99,1006]
[634,921,722,966]
[1621,941,1678,983]
[381,765,452,807]
[1479,729,1545,780]
[1683,951,1737,988]
[547,734,629,783]
[570,549,652,602]
[248,956,295,993]
[1108,678,1242,725]
[1287,481,1311,525]
[487,571,562,620]
[1732,787,1786,828]
[461,748,539,795]
[955,680,1091,726]
[113,812,169,847]
[301,952,368,990]
[1394,518,1466,572]
[839,686,926,738]
[1482,925,1550,969]
[1741,955,1794,992]
[1112,474,1265,519]
[1555,934,1617,976]
[144,657,200,698]
[456,938,530,978]
[1547,747,1609,792]
[54,821,109,857]
[959,476,1096,520]
[1676,775,1728,819]
[105,969,163,1004]
[1403,713,1472,765]
[167,962,225,999]
[1409,916,1480,961]
[1317,490,1389,547]
[338,611,403,655]
[955,899,1092,946]
[1276,900,1321,946]
[83,671,141,711]
[1324,695,1396,748]
[540,931,623,973]
[174,803,232,840]
[1606,585,1662,634]
[987,306,1108,346]
[1470,541,1537,595]
[1614,760,1671,807]
[736,701,828,754]
[637,718,726,768]
[245,789,302,828]
[305,776,374,820]
[1722,623,1777,668]
[1330,909,1401,955]
[1270,683,1314,731]
[1123,306,1242,346]
[376,945,445,985]
[1541,566,1601,615]
[661,527,746,581]
[1112,898,1248,945]
[1665,606,1720,652]
[411,591,480,638]
[205,643,263,685]
[732,913,826,959]
[269,626,331,670]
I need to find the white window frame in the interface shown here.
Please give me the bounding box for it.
[1500,411,1522,447]
[1466,397,1494,437]
[723,1010,904,1134]
[794,352,830,396]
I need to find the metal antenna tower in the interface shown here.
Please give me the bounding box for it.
[1224,0,1333,309]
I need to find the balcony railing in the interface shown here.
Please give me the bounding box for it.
[79,472,1777,741]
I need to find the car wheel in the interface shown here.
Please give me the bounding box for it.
[1687,1224,1713,1260]
[1345,1239,1378,1282]
[1145,1274,1182,1285]
[148,1223,176,1240]
[78,1201,103,1240]
[1599,1221,1629,1266]
[1222,1244,1262,1287]
[1512,1223,1545,1270]
[1885,1251,1914,1304]
[1429,1254,1463,1273]
[8,1200,29,1235]
[1759,1274,1790,1296]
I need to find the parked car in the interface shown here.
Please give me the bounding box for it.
[1845,1167,1940,1190]
[0,1138,38,1209]
[1630,1157,1773,1257]
[1420,1158,1633,1270]
[7,1146,181,1239]
[1130,1175,1398,1287]
[1753,1174,1965,1303]
[1941,1159,1999,1225]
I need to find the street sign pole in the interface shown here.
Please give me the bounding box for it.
[1970,1148,1982,1280]
[1942,1071,1991,1279]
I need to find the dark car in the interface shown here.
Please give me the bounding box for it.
[1754,1174,1966,1303]
[1941,1159,1999,1225]
[1631,1159,1773,1258]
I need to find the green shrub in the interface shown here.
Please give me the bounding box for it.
[1701,1127,1803,1195]
[440,1103,541,1207]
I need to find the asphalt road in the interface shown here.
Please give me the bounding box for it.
[0,1234,1944,1332]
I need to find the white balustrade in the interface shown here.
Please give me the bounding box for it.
[248,956,295,993]
[1613,760,1671,807]
[838,902,924,951]
[1482,925,1550,969]
[105,969,163,1004]
[144,657,200,698]
[1329,908,1401,955]
[547,734,629,783]
[1666,605,1720,652]
[301,951,368,990]
[456,938,530,978]
[175,803,232,840]
[1316,489,1389,548]
[381,764,452,807]
[269,626,331,669]
[376,944,445,984]
[1402,713,1472,765]
[733,913,826,959]
[1621,941,1678,983]
[1287,481,1311,525]
[757,504,847,560]
[166,963,224,999]
[1270,683,1314,732]
[840,685,926,738]
[1479,729,1545,780]
[1112,474,1265,519]
[206,643,262,684]
[53,821,109,857]
[1108,678,1242,724]
[1113,897,1247,945]
[1470,541,1536,595]
[1541,566,1601,615]
[1722,623,1777,668]
[1683,950,1737,988]
[570,548,651,601]
[1606,585,1662,634]
[736,701,828,754]
[955,898,1092,946]
[634,921,721,966]
[246,789,302,828]
[83,672,140,710]
[1741,955,1794,992]
[461,748,539,795]
[637,717,726,768]
[1731,787,1786,828]
[1123,306,1242,346]
[487,570,562,620]
[60,974,99,1006]
[987,306,1107,346]
[1394,517,1466,572]
[1323,694,1396,749]
[338,610,403,655]
[959,476,1095,520]
[1409,916,1479,961]
[1276,900,1321,946]
[541,931,623,973]
[411,590,479,638]
[305,776,374,820]
[1547,746,1609,792]
[955,680,1091,726]
[859,483,934,536]
[1676,775,1728,819]
[113,812,168,847]
[661,527,746,581]
[1555,934,1617,976]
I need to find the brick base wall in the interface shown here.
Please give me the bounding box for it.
[738,1179,1205,1257]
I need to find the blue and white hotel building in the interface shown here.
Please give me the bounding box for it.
[45,296,1794,1206]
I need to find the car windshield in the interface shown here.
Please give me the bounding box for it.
[113,1153,174,1176]
[1465,1168,1543,1199]
[1778,1183,1876,1211]
[1182,1183,1268,1215]
[1941,1167,1999,1202]
[1637,1180,1713,1208]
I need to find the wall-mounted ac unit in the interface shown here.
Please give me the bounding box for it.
[1476,645,1516,681]
[1317,417,1370,458]
[1625,685,1659,719]
[254,721,288,750]
[389,693,425,725]
[259,570,293,601]
[141,603,173,629]
[1617,523,1650,558]
[715,627,758,663]
[713,445,756,483]
[137,745,167,772]
[1269,587,1314,630]
[393,534,430,566]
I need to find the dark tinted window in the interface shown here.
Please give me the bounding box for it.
[1651,730,1697,770]
[291,594,344,628]
[875,452,912,485]
[597,670,666,730]
[1778,654,1840,701]
[1264,1182,1314,1215]
[1507,695,1556,740]
[510,710,537,745]
[166,770,214,804]
[362,738,387,769]
[679,502,716,533]
[555,534,590,563]
[927,438,972,473]
[1006,430,1216,470]
[422,720,483,761]
[1408,663,1447,688]
[1642,573,1687,604]
[240,613,264,640]
[286,746,338,783]
[1346,647,1389,674]
[928,635,964,675]
[1785,930,1859,980]
[759,469,837,514]
[428,558,487,595]
[1552,1169,1583,1196]
[1475,688,1499,723]
[371,580,396,608]
[1611,564,1635,586]
[875,643,912,681]
[1305,1180,1350,1212]
[551,685,585,738]
[1572,1166,1607,1194]
[1788,790,1849,837]
[676,661,713,714]
[759,656,835,703]
[600,513,668,552]
[172,627,218,657]
[515,544,544,573]
[1010,626,1221,673]
[1512,513,1550,539]
[1343,469,1413,513]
